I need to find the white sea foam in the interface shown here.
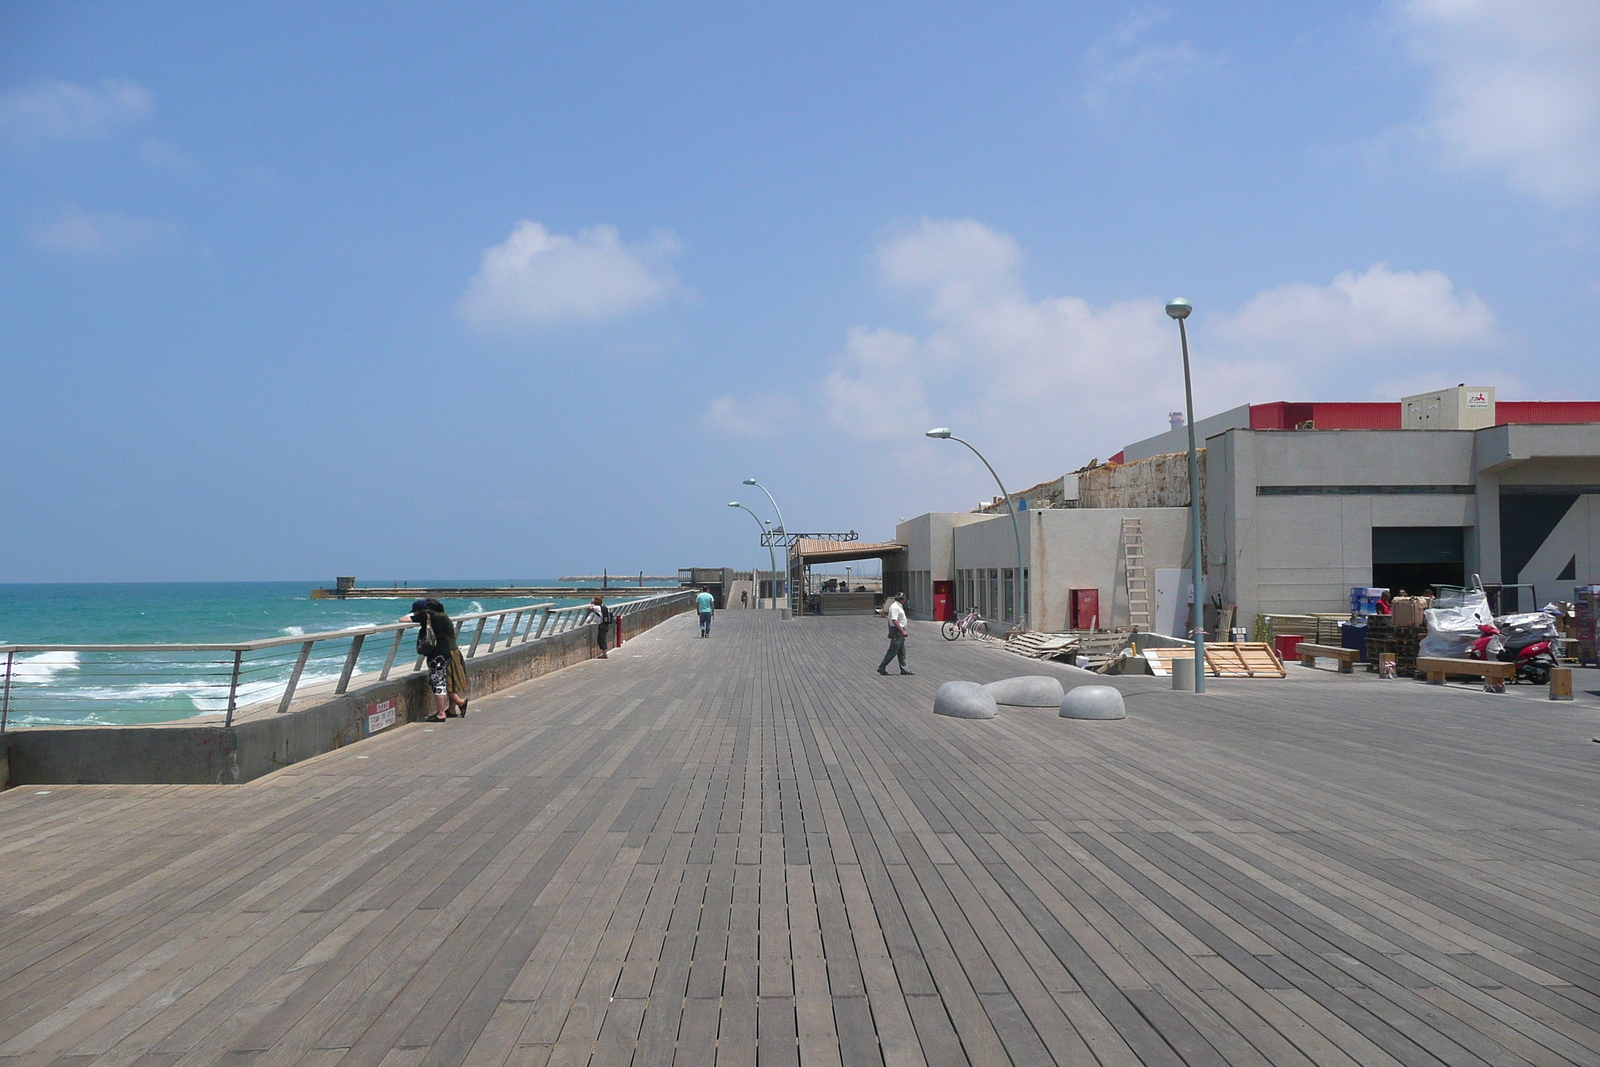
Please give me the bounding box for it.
[281,625,306,636]
[468,601,485,614]
[11,650,80,683]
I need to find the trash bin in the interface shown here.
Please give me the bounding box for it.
[1339,621,1368,662]
[1273,634,1303,661]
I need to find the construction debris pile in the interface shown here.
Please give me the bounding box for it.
[1004,629,1133,672]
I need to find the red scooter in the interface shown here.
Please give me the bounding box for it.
[1467,621,1557,684]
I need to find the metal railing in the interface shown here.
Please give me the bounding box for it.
[0,590,693,731]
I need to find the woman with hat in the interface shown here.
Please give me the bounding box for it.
[401,598,470,721]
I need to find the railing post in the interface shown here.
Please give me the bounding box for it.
[336,633,365,694]
[381,628,404,680]
[224,650,243,728]
[486,613,507,653]
[533,606,552,638]
[277,641,315,715]
[1,650,13,733]
[468,617,489,657]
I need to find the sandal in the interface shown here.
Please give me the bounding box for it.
[429,712,448,722]
[458,700,469,719]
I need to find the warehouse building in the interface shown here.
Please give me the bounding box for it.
[889,386,1600,632]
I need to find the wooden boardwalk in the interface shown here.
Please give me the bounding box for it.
[3,612,1600,1067]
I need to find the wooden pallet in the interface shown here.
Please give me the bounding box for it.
[1144,642,1286,678]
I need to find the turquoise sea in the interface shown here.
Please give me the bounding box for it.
[0,581,675,728]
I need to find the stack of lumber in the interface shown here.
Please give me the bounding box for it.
[1003,632,1080,660]
[1144,643,1286,679]
[1005,629,1134,671]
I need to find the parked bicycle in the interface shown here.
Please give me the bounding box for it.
[941,609,990,641]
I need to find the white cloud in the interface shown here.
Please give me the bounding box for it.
[1082,11,1222,112]
[1400,0,1600,203]
[0,78,153,145]
[822,219,1502,484]
[703,394,795,438]
[456,221,681,331]
[1217,263,1495,356]
[28,206,177,260]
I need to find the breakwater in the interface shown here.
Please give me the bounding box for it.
[1,589,695,789]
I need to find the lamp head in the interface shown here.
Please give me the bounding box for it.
[925,427,953,439]
[1165,298,1192,320]
[742,478,758,485]
[727,501,741,508]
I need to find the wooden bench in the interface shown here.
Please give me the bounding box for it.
[1415,656,1515,688]
[1297,642,1359,673]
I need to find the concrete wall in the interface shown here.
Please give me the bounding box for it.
[1209,429,1479,622]
[891,512,991,615]
[949,508,1190,631]
[1121,403,1251,462]
[2,592,695,790]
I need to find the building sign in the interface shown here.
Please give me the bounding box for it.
[1465,391,1491,408]
[363,697,397,736]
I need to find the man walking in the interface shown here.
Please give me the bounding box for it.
[696,588,715,637]
[877,591,912,675]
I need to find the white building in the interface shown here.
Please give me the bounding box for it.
[889,387,1600,631]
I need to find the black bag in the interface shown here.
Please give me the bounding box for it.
[416,614,439,657]
[599,603,613,625]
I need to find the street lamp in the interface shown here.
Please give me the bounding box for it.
[1165,297,1205,694]
[742,478,788,610]
[728,502,779,609]
[925,428,1027,630]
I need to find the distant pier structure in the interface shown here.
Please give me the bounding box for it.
[313,572,677,600]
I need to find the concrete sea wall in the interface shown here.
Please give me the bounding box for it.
[1,592,695,789]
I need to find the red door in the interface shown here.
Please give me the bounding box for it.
[933,580,954,622]
[1070,588,1100,630]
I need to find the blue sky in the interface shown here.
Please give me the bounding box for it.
[2,1,1597,581]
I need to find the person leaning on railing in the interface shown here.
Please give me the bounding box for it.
[401,598,469,721]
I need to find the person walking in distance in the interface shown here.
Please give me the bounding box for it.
[877,591,913,675]
[696,587,715,636]
[402,598,469,720]
[586,596,613,658]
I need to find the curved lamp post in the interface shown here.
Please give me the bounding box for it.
[925,428,1027,630]
[1165,297,1206,693]
[729,502,779,609]
[742,478,788,608]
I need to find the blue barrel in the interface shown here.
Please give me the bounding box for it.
[1339,621,1368,662]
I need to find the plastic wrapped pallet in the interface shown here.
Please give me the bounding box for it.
[1418,590,1492,659]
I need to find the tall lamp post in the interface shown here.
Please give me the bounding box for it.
[742,478,788,609]
[925,428,1027,630]
[1165,297,1205,693]
[729,502,779,609]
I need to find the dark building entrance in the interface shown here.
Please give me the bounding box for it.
[1371,527,1465,595]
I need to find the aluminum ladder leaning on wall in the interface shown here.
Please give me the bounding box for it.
[1122,517,1152,631]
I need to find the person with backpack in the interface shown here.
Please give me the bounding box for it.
[402,598,469,720]
[586,596,613,658]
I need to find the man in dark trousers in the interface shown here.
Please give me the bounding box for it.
[877,591,913,675]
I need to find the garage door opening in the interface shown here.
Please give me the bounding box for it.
[1372,527,1465,595]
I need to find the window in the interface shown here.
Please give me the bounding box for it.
[988,569,999,619]
[1003,569,1015,622]
[1022,568,1030,620]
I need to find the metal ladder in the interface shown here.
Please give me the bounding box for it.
[1122,517,1151,631]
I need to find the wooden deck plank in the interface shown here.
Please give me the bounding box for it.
[3,613,1600,1067]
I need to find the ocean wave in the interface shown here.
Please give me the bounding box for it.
[467,601,485,614]
[38,667,349,715]
[11,650,80,684]
[281,625,306,636]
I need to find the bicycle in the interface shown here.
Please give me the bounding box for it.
[941,609,990,641]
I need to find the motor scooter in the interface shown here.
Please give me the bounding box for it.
[1467,621,1557,684]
